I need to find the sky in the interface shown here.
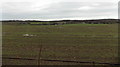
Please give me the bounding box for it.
[0,0,119,21]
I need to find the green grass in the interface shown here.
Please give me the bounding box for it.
[2,24,118,65]
[63,24,109,26]
[30,22,51,24]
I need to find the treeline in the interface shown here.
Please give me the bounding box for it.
[1,19,119,25]
[60,19,119,24]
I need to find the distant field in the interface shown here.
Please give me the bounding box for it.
[2,24,118,65]
[30,22,51,24]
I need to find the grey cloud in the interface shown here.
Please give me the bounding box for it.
[2,2,118,20]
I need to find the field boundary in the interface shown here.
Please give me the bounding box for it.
[2,57,120,66]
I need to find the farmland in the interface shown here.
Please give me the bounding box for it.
[2,23,118,65]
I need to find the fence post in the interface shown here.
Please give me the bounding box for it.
[92,61,95,67]
[38,44,43,67]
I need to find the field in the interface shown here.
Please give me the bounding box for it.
[2,23,118,65]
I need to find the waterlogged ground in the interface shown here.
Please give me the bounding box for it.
[2,24,118,65]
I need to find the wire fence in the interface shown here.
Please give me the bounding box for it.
[2,57,120,66]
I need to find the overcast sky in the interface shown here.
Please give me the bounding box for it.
[0,0,119,20]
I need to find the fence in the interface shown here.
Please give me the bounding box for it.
[2,57,120,66]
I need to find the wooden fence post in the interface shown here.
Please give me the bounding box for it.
[38,44,43,67]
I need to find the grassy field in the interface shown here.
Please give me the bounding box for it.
[2,24,118,65]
